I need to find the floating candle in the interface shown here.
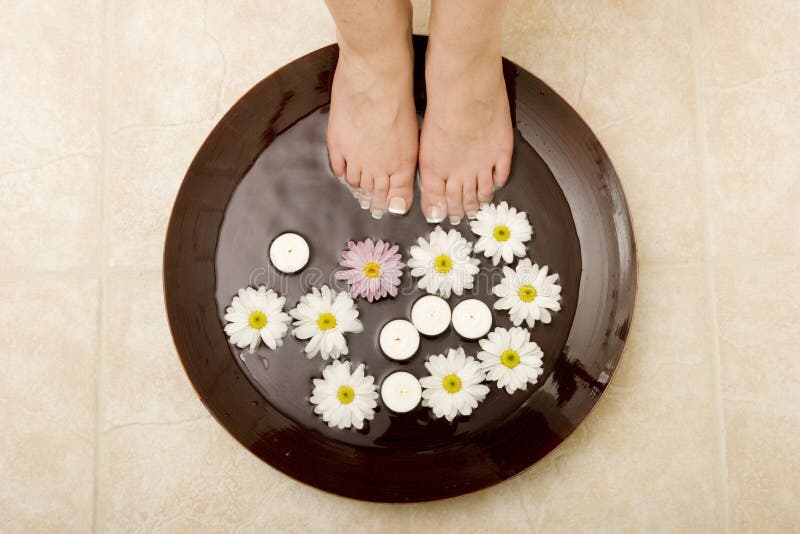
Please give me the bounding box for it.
[380,371,422,413]
[379,319,420,361]
[410,295,451,337]
[451,299,493,340]
[269,232,310,274]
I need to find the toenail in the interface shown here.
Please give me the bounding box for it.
[388,197,407,215]
[336,175,346,183]
[426,205,445,224]
[466,209,478,218]
[479,201,490,209]
[359,197,371,209]
[371,209,384,220]
[449,216,462,225]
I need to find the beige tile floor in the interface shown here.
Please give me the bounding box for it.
[1,1,797,532]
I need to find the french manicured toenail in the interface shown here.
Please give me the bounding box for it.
[449,216,462,225]
[388,197,407,215]
[371,209,384,220]
[466,209,477,218]
[426,205,444,224]
[359,197,371,209]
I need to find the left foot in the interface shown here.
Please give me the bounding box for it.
[418,42,513,224]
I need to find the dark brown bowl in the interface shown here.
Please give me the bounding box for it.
[164,35,636,503]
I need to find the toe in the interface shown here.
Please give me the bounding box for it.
[386,169,414,216]
[370,174,389,218]
[419,168,447,223]
[328,148,346,181]
[477,169,494,205]
[446,178,465,224]
[345,162,361,191]
[462,176,479,217]
[358,173,374,210]
[493,152,512,190]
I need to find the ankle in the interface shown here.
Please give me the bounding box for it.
[336,9,413,65]
[426,39,501,78]
[428,27,501,63]
[424,43,503,97]
[338,33,413,77]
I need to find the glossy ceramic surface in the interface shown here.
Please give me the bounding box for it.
[164,36,636,502]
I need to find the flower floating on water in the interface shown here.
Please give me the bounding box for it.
[223,286,291,353]
[335,238,405,302]
[310,360,378,430]
[478,326,544,394]
[420,347,490,421]
[407,227,480,299]
[492,259,561,328]
[470,201,532,265]
[290,285,363,360]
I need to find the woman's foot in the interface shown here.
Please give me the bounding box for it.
[418,44,513,224]
[327,38,418,219]
[417,0,512,224]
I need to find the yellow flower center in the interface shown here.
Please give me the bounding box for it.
[248,311,267,329]
[501,349,520,368]
[337,385,355,404]
[493,225,511,242]
[317,312,337,331]
[518,285,537,303]
[363,261,381,279]
[442,374,462,393]
[434,254,453,274]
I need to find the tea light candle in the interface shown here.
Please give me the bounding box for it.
[410,295,451,337]
[451,299,493,340]
[379,319,420,361]
[381,371,422,413]
[269,232,309,274]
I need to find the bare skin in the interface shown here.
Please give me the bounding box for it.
[324,0,418,219]
[419,0,512,224]
[324,0,512,221]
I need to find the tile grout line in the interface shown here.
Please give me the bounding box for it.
[0,267,163,281]
[91,1,111,532]
[640,255,800,267]
[690,2,730,532]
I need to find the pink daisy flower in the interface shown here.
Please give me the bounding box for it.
[335,238,405,302]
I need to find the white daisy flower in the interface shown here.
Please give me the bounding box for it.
[470,201,532,265]
[310,360,378,430]
[407,227,480,299]
[223,286,291,353]
[492,258,562,328]
[290,285,364,360]
[420,347,490,421]
[478,327,544,394]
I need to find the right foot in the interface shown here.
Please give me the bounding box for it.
[326,37,418,219]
